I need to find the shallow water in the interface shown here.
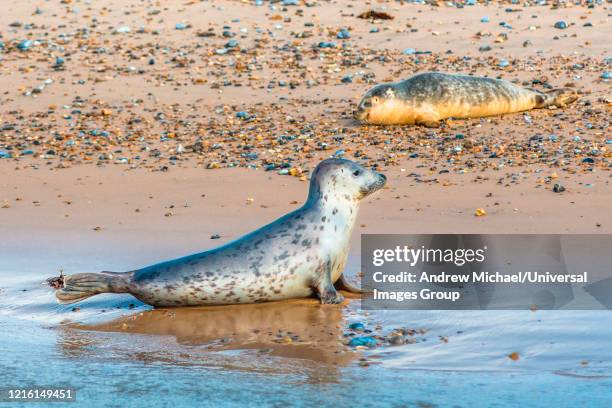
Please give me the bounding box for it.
[1,258,612,407]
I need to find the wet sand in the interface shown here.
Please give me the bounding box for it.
[76,298,357,365]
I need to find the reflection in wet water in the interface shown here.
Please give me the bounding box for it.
[67,298,356,366]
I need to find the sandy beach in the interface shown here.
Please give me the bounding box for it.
[0,0,611,406]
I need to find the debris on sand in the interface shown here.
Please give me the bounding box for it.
[475,208,487,217]
[46,270,64,289]
[358,10,394,20]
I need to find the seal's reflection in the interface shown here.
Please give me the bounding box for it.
[64,298,356,367]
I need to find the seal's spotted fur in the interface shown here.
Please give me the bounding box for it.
[54,159,386,307]
[355,72,578,127]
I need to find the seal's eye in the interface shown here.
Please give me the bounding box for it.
[372,96,380,104]
[352,170,361,177]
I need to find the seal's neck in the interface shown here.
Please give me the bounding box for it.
[306,183,360,236]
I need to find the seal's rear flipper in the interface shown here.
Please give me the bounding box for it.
[51,272,130,304]
[334,274,371,295]
[536,88,579,108]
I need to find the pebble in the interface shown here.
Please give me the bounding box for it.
[554,21,568,29]
[337,29,351,39]
[317,41,336,48]
[474,208,487,217]
[348,322,365,331]
[349,336,377,348]
[225,39,239,48]
[17,40,33,51]
[553,183,565,193]
[389,335,405,346]
[498,59,510,68]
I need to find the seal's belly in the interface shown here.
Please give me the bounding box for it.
[129,253,318,307]
[366,93,535,124]
[438,95,535,119]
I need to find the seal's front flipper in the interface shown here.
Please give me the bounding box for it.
[52,271,131,304]
[314,264,345,304]
[318,287,345,304]
[335,273,366,294]
[416,119,441,128]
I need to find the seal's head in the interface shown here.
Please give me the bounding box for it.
[309,159,386,203]
[354,83,399,124]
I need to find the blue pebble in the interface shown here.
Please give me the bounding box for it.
[337,29,351,39]
[403,48,416,55]
[318,41,336,48]
[370,27,379,33]
[601,71,611,80]
[349,336,377,348]
[481,17,490,23]
[175,23,189,30]
[282,0,298,4]
[20,149,34,155]
[582,157,595,163]
[498,59,510,67]
[341,75,352,83]
[0,150,11,158]
[333,149,345,157]
[17,40,33,51]
[348,322,365,331]
[216,48,228,55]
[225,39,238,48]
[554,21,568,29]
[236,111,249,119]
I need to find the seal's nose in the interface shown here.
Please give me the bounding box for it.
[353,107,367,122]
[379,173,387,182]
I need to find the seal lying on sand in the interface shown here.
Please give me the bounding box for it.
[354,72,579,127]
[52,159,386,307]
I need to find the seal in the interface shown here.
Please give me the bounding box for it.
[52,158,386,307]
[354,72,579,127]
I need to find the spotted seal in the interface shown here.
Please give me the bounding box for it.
[354,72,579,127]
[52,159,386,307]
